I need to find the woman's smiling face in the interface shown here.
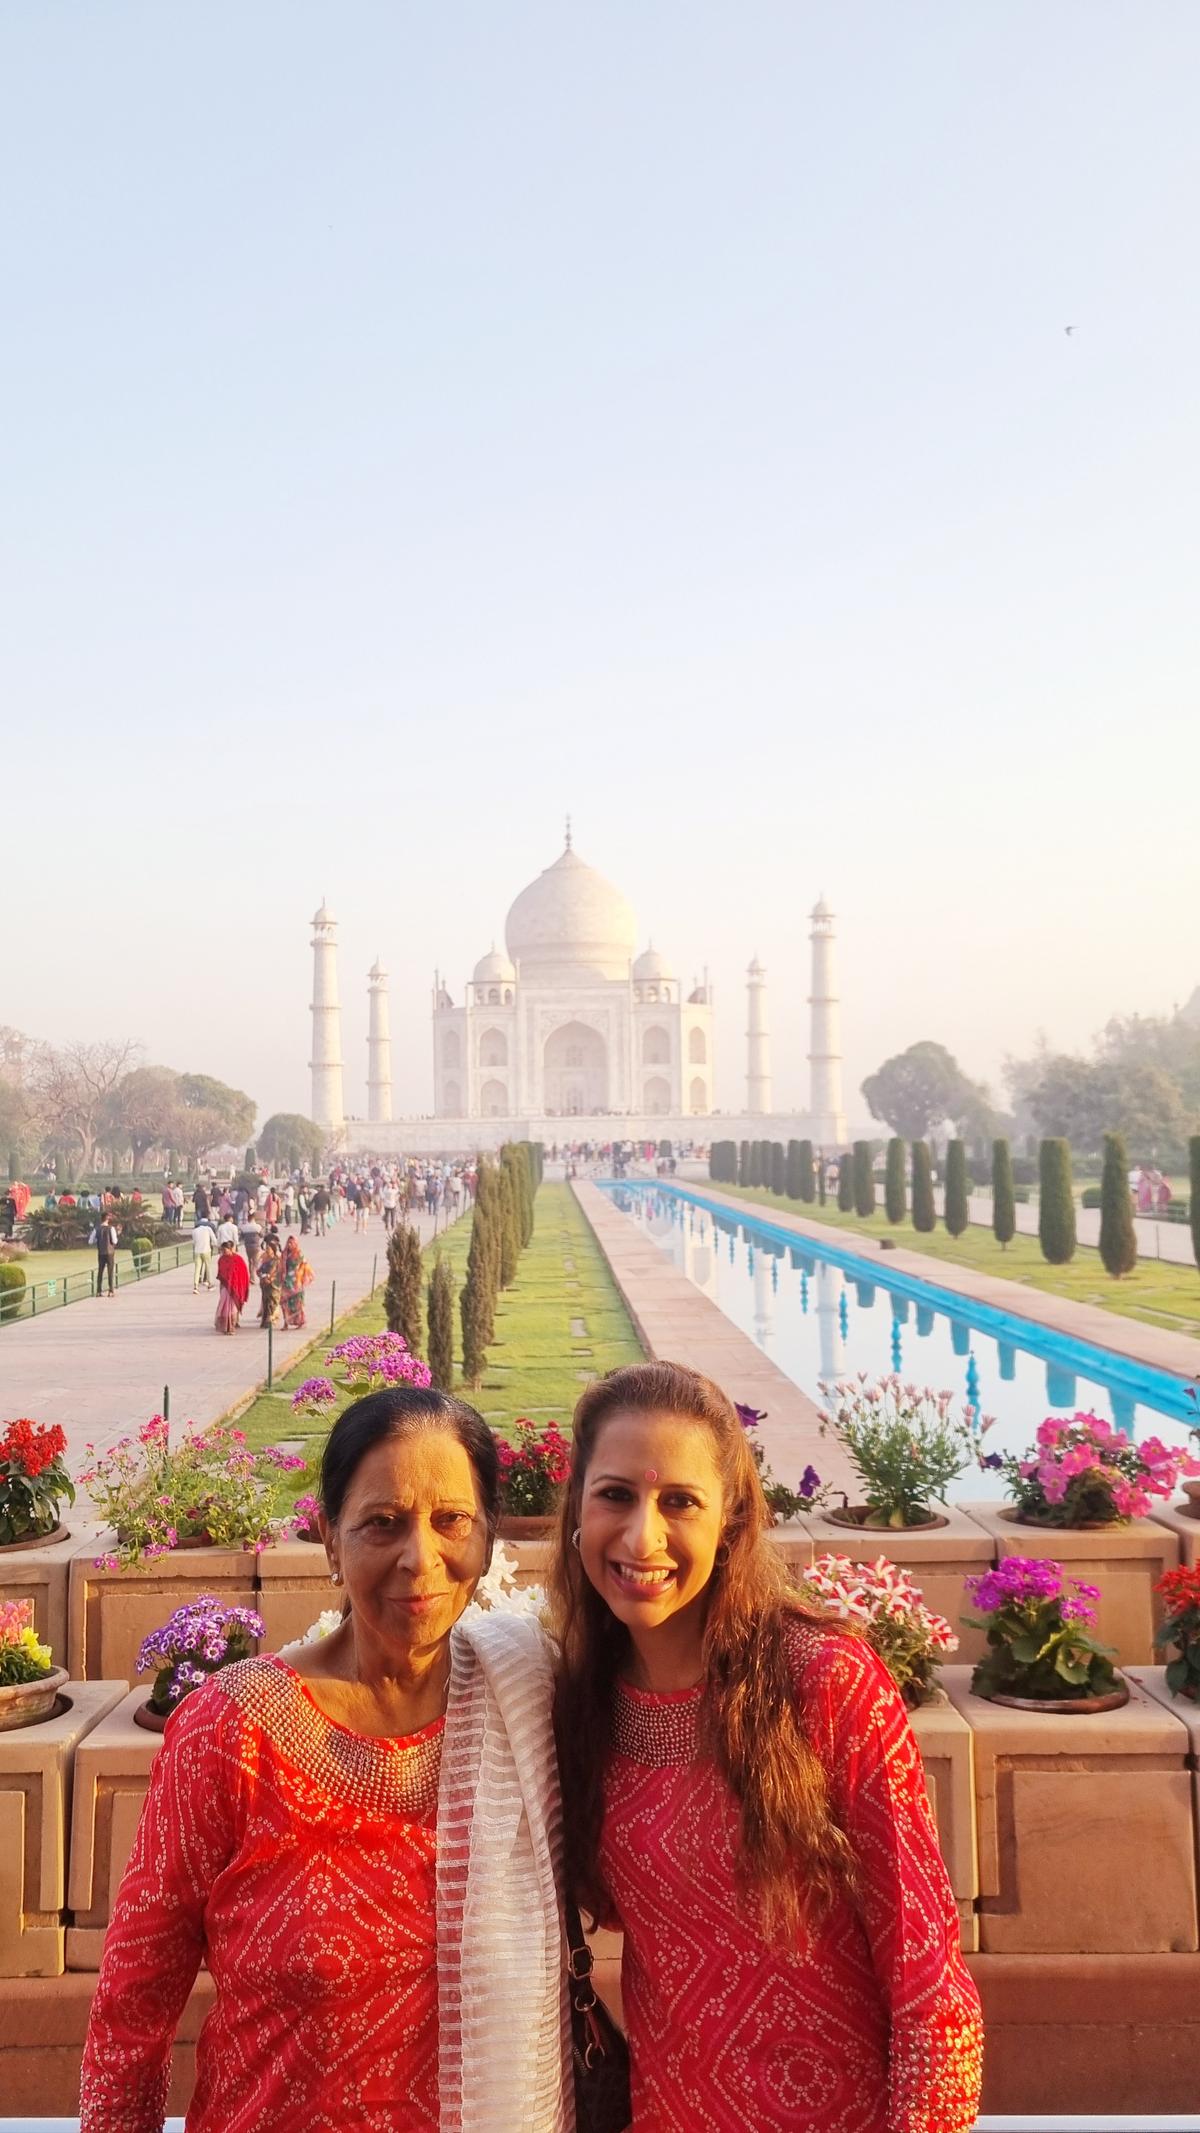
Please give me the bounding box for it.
[578,1409,725,1632]
[323,1430,489,1658]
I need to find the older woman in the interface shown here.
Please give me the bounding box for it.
[80,1388,572,2132]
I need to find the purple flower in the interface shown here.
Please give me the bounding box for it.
[291,1377,337,1410]
[978,1452,1004,1471]
[799,1465,821,1500]
[735,1403,767,1431]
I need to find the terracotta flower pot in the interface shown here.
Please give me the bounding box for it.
[1005,1509,1124,1532]
[0,1664,70,1732]
[497,1515,556,1541]
[825,1504,949,1534]
[133,1700,171,1734]
[0,1523,71,1553]
[982,1682,1130,1715]
[1179,1479,1200,1520]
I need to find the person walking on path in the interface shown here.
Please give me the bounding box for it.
[216,1212,239,1253]
[239,1211,262,1279]
[214,1241,250,1334]
[256,1234,283,1329]
[313,1184,329,1238]
[381,1180,398,1233]
[280,1235,314,1329]
[95,1214,120,1299]
[192,1217,217,1293]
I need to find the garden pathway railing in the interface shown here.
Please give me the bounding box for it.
[0,1241,194,1325]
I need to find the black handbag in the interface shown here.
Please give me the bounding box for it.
[565,1901,632,2133]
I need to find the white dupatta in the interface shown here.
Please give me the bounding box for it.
[436,1610,574,2133]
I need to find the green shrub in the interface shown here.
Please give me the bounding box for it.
[944,1141,969,1238]
[884,1139,906,1223]
[1098,1131,1137,1278]
[427,1254,455,1389]
[1013,1186,1031,1204]
[738,1140,751,1185]
[771,1143,786,1195]
[797,1139,816,1203]
[911,1142,936,1232]
[852,1141,875,1218]
[1080,1187,1102,1210]
[1039,1139,1077,1265]
[131,1236,153,1271]
[0,1263,26,1320]
[384,1222,424,1352]
[992,1138,1016,1248]
[1011,1156,1038,1186]
[837,1154,855,1211]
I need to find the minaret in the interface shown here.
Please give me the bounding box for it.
[367,957,393,1124]
[745,957,771,1115]
[808,896,846,1141]
[309,901,344,1138]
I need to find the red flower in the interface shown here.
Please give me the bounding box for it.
[0,1418,68,1478]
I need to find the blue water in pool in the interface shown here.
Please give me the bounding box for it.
[598,1181,1198,1503]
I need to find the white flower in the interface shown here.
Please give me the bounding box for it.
[469,1540,547,1619]
[301,1608,344,1644]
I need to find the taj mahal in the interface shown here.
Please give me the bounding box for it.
[308,832,847,1154]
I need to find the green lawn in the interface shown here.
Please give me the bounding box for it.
[237,1186,644,1506]
[0,1240,194,1319]
[702,1182,1200,1338]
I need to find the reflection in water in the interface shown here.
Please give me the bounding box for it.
[601,1183,1195,1500]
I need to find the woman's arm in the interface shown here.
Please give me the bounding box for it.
[80,1686,240,2131]
[806,1635,984,2133]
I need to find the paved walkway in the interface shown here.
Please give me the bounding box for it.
[0,1212,441,1475]
[573,1179,856,1492]
[672,1180,1200,1382]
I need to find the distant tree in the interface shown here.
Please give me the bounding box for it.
[837,1153,855,1211]
[0,1072,40,1180]
[384,1221,424,1351]
[177,1073,256,1150]
[992,1138,1016,1248]
[1038,1139,1077,1264]
[738,1139,751,1185]
[944,1140,969,1237]
[852,1141,875,1219]
[427,1254,455,1389]
[862,1040,993,1141]
[103,1066,182,1172]
[30,1038,140,1177]
[817,1154,827,1206]
[797,1139,815,1203]
[257,1113,325,1173]
[1098,1131,1137,1278]
[771,1143,786,1195]
[1191,1138,1200,1274]
[911,1141,936,1232]
[784,1140,802,1199]
[884,1139,906,1223]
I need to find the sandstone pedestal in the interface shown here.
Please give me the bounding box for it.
[255,1538,334,1652]
[942,1664,1197,1955]
[909,1691,979,1950]
[800,1503,994,1662]
[969,1952,1200,2115]
[68,1543,259,1682]
[0,1971,214,2116]
[1129,1664,1200,1890]
[0,1681,127,1977]
[960,1501,1178,1666]
[0,1526,101,1672]
[1150,1496,1200,1569]
[66,1685,165,1969]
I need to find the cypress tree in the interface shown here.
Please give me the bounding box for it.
[497,1162,520,1287]
[1099,1130,1137,1278]
[739,1139,751,1185]
[911,1141,936,1232]
[884,1138,906,1223]
[837,1153,855,1211]
[852,1141,875,1218]
[469,1159,499,1342]
[1038,1138,1077,1265]
[944,1140,969,1238]
[992,1137,1015,1248]
[817,1153,827,1205]
[459,1266,488,1390]
[771,1142,786,1195]
[383,1221,423,1353]
[427,1254,455,1389]
[1191,1137,1200,1275]
[785,1139,802,1199]
[797,1139,815,1203]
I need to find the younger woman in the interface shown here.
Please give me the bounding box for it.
[213,1240,249,1334]
[552,1360,983,2133]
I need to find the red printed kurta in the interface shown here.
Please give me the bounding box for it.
[600,1625,983,2133]
[80,1656,444,2132]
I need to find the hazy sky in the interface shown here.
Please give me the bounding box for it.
[3,3,1198,1131]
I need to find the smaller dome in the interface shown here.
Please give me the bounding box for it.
[633,944,673,981]
[368,957,388,981]
[312,900,336,927]
[811,892,833,920]
[473,946,517,985]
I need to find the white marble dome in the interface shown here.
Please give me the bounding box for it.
[473,946,517,985]
[633,944,673,981]
[505,844,636,982]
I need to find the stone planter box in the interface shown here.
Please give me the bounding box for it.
[909,1692,979,1951]
[1128,1665,1200,1892]
[0,1681,127,1977]
[1150,1497,1200,1570]
[0,1971,216,2117]
[66,1686,166,1970]
[799,1503,994,1663]
[960,1501,1178,1667]
[68,1543,259,1683]
[942,1664,1197,1956]
[255,1538,336,1653]
[0,1527,102,1675]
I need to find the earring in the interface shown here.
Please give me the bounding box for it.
[571,1528,581,1551]
[329,1570,341,1586]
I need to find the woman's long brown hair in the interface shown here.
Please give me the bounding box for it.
[551,1360,857,1940]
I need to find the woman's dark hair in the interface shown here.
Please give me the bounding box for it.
[319,1386,501,1548]
[551,1360,856,1939]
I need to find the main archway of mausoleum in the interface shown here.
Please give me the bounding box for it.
[543,1019,609,1115]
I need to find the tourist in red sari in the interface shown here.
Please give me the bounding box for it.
[80,1388,571,2133]
[552,1361,984,2133]
[213,1241,250,1334]
[279,1233,313,1328]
